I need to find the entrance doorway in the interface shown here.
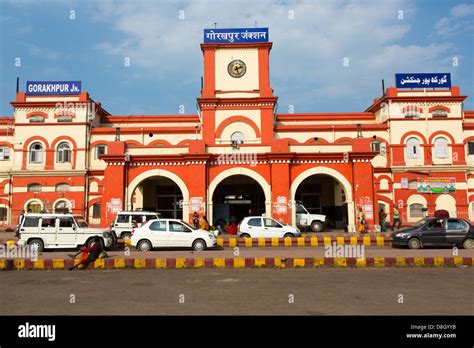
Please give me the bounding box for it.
[134,176,183,219]
[295,174,347,230]
[212,175,265,226]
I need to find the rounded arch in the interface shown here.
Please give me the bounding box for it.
[90,140,108,148]
[148,139,172,147]
[334,137,353,144]
[428,105,450,113]
[52,198,72,213]
[24,198,44,212]
[207,167,271,222]
[176,139,192,146]
[127,169,190,220]
[87,197,102,207]
[304,137,330,144]
[435,194,457,217]
[407,194,427,206]
[290,166,354,231]
[125,140,143,147]
[400,131,427,145]
[215,116,261,139]
[50,135,77,150]
[277,137,300,145]
[23,136,50,151]
[26,111,48,119]
[428,131,455,144]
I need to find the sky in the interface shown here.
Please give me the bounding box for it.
[0,0,473,117]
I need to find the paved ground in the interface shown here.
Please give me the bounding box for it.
[1,268,472,315]
[17,246,474,259]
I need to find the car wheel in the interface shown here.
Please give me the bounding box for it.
[192,239,206,252]
[283,233,294,238]
[121,233,131,240]
[408,237,421,249]
[462,238,474,249]
[28,239,44,253]
[240,233,251,239]
[310,221,323,232]
[137,239,152,252]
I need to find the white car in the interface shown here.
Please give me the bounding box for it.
[131,219,217,251]
[17,213,113,252]
[238,216,301,238]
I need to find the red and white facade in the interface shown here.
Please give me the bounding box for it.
[1,38,474,230]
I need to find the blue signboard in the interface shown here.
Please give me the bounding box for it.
[395,73,451,88]
[26,81,82,95]
[204,28,269,44]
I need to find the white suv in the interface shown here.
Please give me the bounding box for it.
[238,216,301,238]
[17,213,113,252]
[111,211,160,240]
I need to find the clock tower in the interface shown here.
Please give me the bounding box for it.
[198,28,277,145]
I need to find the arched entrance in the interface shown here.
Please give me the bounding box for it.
[291,167,354,232]
[208,168,271,225]
[127,169,189,220]
[211,175,265,225]
[294,174,348,230]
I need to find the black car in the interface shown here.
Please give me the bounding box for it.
[391,217,474,249]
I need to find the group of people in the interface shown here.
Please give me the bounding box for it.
[192,212,238,235]
[357,205,402,234]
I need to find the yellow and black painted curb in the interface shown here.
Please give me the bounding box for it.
[2,235,391,250]
[1,256,472,271]
[120,235,390,248]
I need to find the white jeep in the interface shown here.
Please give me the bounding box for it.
[295,203,327,232]
[17,213,113,252]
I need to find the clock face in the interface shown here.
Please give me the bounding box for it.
[227,59,246,78]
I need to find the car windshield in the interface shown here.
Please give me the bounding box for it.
[75,218,88,228]
[414,218,428,227]
[182,221,197,230]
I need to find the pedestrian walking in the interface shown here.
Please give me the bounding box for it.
[392,206,402,232]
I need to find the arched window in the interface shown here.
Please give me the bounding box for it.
[56,183,70,192]
[54,200,70,214]
[409,203,424,218]
[27,183,42,193]
[406,137,421,159]
[371,141,387,156]
[29,115,45,123]
[433,137,449,159]
[29,142,44,163]
[95,145,107,159]
[432,109,448,118]
[404,106,420,119]
[26,201,42,213]
[231,131,245,145]
[57,115,73,122]
[57,142,71,163]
